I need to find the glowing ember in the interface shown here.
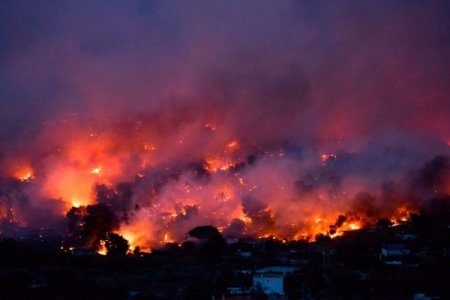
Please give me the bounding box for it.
[14,166,34,182]
[90,166,102,175]
[204,156,235,172]
[227,140,239,149]
[348,222,361,231]
[163,233,175,244]
[204,123,216,131]
[71,201,82,208]
[143,143,157,151]
[320,153,337,165]
[97,240,107,255]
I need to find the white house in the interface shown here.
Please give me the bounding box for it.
[253,273,284,295]
[253,266,298,296]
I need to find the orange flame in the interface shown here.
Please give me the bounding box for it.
[14,166,34,182]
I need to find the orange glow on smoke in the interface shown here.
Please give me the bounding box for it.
[203,139,240,172]
[143,142,157,151]
[163,233,175,244]
[42,165,95,209]
[320,153,337,165]
[37,129,137,210]
[2,117,444,252]
[390,206,417,226]
[227,140,239,149]
[90,166,102,176]
[116,217,153,253]
[204,156,235,172]
[14,166,34,182]
[204,123,216,131]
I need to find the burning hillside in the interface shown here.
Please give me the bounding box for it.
[0,1,449,253]
[0,115,448,252]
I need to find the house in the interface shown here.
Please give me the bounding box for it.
[253,266,298,296]
[412,293,433,300]
[253,273,284,295]
[236,249,252,257]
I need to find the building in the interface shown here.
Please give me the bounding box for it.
[253,266,298,296]
[253,273,284,295]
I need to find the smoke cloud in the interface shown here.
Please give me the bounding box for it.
[0,1,449,249]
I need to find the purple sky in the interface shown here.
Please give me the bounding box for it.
[0,0,449,145]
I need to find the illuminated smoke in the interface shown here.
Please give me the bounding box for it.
[0,1,449,250]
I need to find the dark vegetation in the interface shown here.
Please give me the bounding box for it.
[0,206,450,299]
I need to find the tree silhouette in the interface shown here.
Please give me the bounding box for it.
[188,225,227,261]
[376,218,392,230]
[105,233,129,256]
[83,204,120,249]
[66,204,119,249]
[188,225,222,240]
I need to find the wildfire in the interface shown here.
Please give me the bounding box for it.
[116,219,152,253]
[348,222,361,230]
[0,122,443,252]
[14,166,34,182]
[204,123,216,131]
[292,215,364,242]
[230,206,251,225]
[320,153,337,165]
[390,206,416,226]
[90,166,102,176]
[143,142,157,151]
[227,140,239,149]
[97,240,107,255]
[163,233,175,244]
[204,156,235,172]
[71,200,82,208]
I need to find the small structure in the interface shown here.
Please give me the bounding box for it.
[253,266,298,296]
[236,249,252,257]
[412,293,433,300]
[253,273,284,295]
